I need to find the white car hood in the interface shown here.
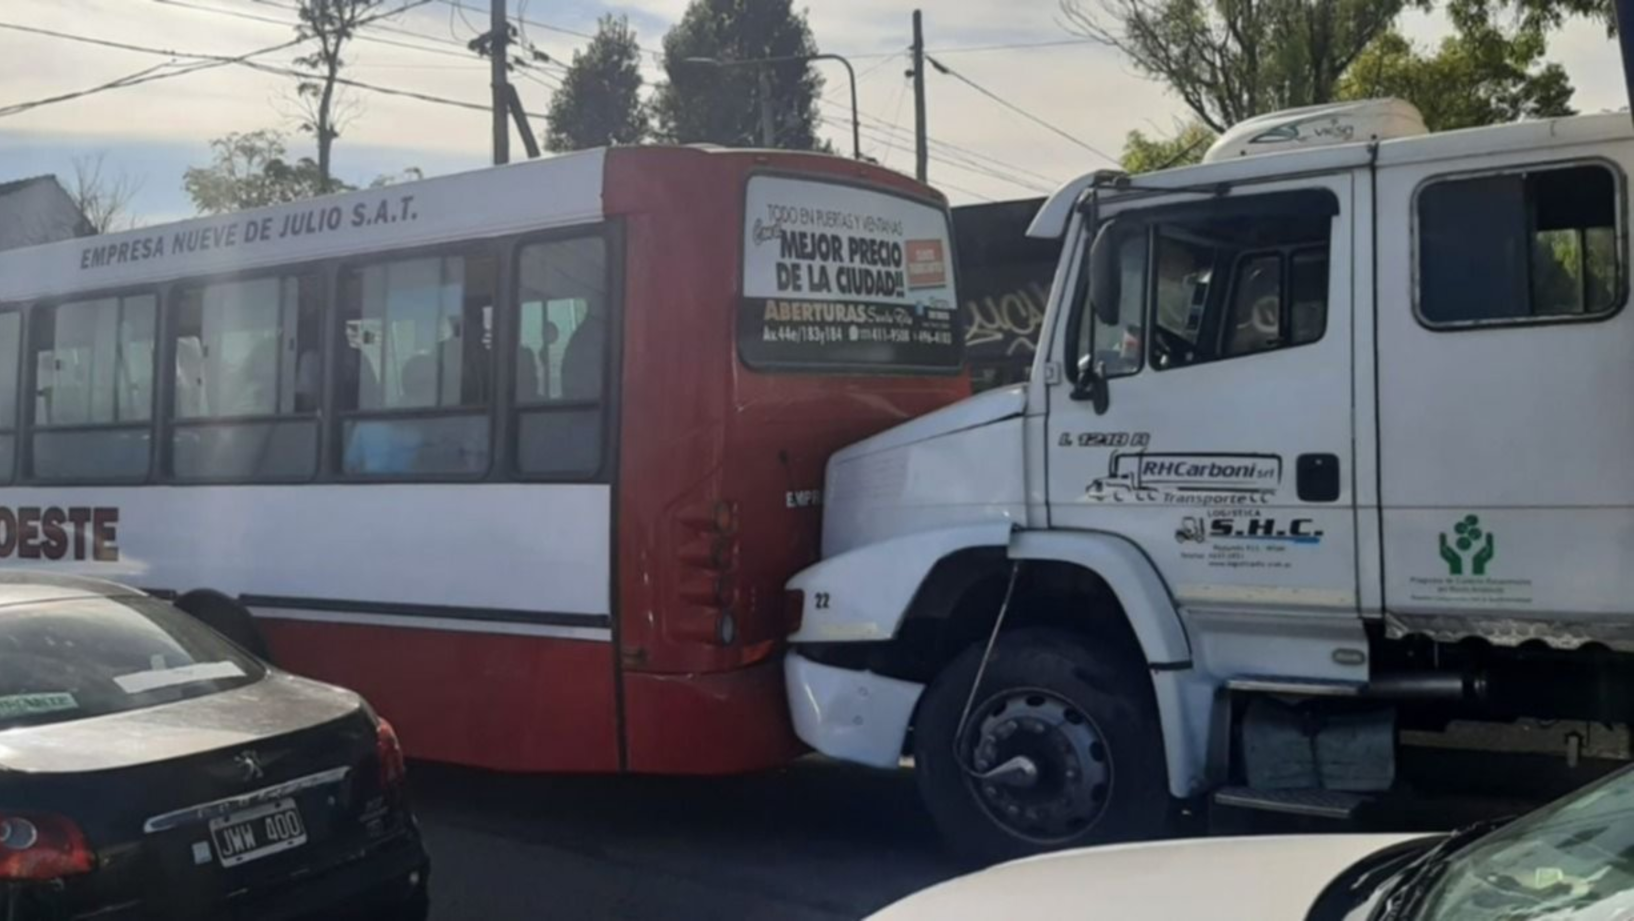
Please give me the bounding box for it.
[831,384,1026,464]
[870,834,1424,921]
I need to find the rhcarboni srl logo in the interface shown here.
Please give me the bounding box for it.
[1439,514,1494,576]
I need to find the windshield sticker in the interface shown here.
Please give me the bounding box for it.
[0,692,80,721]
[115,661,246,695]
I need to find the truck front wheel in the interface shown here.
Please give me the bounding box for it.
[912,627,1171,862]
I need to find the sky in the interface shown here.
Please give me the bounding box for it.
[0,0,1626,224]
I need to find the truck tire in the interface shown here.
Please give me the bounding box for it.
[174,589,273,662]
[913,626,1171,862]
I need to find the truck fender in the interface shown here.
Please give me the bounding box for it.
[1009,529,1208,798]
[787,522,1014,643]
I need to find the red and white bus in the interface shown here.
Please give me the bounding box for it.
[0,147,965,775]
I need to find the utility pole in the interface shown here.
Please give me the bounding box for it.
[756,69,776,147]
[491,0,510,165]
[911,9,927,183]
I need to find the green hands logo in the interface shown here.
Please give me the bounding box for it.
[1439,514,1494,576]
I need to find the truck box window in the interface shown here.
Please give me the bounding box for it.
[1417,163,1622,327]
[170,275,320,482]
[338,253,495,477]
[29,293,156,481]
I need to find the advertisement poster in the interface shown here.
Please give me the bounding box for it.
[740,176,960,371]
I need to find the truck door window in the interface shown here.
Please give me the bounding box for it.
[1417,163,1623,327]
[1225,253,1282,357]
[1076,228,1147,378]
[1151,233,1215,369]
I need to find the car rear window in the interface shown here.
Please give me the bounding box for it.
[0,594,265,730]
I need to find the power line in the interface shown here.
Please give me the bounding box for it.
[815,95,1060,190]
[225,0,478,59]
[847,38,1095,59]
[818,114,1045,196]
[0,20,548,121]
[926,55,1117,165]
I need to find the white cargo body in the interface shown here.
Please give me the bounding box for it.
[785,100,1634,859]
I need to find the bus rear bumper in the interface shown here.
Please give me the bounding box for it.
[785,651,924,769]
[622,655,806,774]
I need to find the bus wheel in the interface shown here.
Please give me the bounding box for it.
[912,627,1171,863]
[175,589,273,662]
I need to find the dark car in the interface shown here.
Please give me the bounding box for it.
[0,574,428,921]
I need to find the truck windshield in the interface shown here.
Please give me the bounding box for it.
[1417,766,1634,919]
[0,594,265,731]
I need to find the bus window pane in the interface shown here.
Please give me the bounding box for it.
[517,238,606,403]
[342,255,494,412]
[0,434,14,482]
[341,415,489,477]
[32,429,150,481]
[0,312,20,430]
[516,409,601,477]
[172,420,318,481]
[34,295,155,427]
[174,276,319,420]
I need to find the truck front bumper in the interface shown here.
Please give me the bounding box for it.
[785,651,925,769]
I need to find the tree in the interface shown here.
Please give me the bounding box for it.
[1120,121,1216,172]
[1336,28,1574,130]
[1060,0,1417,132]
[652,0,827,150]
[183,130,338,214]
[293,0,386,193]
[69,153,143,233]
[545,16,649,152]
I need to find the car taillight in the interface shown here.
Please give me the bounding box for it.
[376,719,407,790]
[0,813,93,880]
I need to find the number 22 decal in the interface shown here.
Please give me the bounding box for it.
[813,592,831,610]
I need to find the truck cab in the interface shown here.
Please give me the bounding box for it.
[785,99,1634,859]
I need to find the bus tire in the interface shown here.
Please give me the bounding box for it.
[912,626,1171,863]
[174,589,272,662]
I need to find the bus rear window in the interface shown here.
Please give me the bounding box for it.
[738,176,960,374]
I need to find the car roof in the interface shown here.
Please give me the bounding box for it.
[0,572,147,610]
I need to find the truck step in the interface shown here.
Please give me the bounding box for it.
[1225,676,1364,697]
[1212,786,1368,820]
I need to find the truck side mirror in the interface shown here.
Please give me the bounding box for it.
[1071,354,1110,414]
[1088,222,1122,327]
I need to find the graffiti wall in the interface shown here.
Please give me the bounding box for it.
[951,198,1062,391]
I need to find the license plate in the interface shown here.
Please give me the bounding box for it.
[208,798,307,868]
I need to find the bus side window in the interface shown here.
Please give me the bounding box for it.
[514,236,607,478]
[29,293,156,482]
[339,254,496,478]
[169,275,320,482]
[0,310,19,483]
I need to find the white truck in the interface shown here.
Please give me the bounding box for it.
[783,98,1634,859]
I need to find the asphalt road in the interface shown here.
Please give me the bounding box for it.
[409,749,1561,921]
[412,757,968,921]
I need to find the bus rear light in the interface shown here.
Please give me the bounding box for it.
[376,719,407,790]
[712,501,739,534]
[0,813,93,880]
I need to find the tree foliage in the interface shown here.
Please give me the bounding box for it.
[1336,28,1575,130]
[1061,0,1416,132]
[1120,121,1216,172]
[293,0,385,192]
[545,15,649,152]
[185,131,333,215]
[652,0,827,150]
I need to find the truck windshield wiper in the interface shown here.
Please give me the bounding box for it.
[1373,818,1511,921]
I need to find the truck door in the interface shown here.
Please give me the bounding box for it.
[1044,175,1360,627]
[1375,148,1634,636]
